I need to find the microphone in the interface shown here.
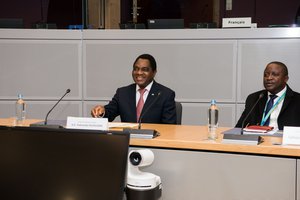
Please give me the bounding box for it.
[44,89,71,125]
[138,92,161,129]
[124,91,161,138]
[241,92,265,134]
[30,89,71,128]
[222,92,265,145]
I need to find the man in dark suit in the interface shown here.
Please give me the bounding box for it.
[91,54,177,124]
[236,61,300,130]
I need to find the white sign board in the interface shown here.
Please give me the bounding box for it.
[222,17,252,28]
[282,126,300,145]
[66,116,108,130]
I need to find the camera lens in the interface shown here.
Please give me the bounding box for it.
[129,152,142,166]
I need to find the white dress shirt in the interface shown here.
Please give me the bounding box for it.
[268,86,287,130]
[135,81,154,106]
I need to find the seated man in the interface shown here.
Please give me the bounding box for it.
[91,54,177,124]
[236,61,300,130]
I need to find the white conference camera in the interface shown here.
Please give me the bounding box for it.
[129,149,154,167]
[126,149,162,199]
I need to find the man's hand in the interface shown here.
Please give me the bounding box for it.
[91,105,105,118]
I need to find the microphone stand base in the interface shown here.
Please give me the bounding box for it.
[222,134,263,145]
[124,128,160,139]
[29,123,64,129]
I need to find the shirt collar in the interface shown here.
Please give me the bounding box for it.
[267,85,287,98]
[136,81,154,92]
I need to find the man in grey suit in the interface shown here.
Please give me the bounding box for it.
[91,54,177,124]
[236,61,300,130]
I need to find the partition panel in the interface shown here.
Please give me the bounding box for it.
[182,103,235,127]
[0,40,82,100]
[83,40,237,103]
[0,101,82,120]
[237,39,300,102]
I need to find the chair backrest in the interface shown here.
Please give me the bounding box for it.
[175,101,182,125]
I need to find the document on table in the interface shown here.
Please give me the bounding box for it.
[222,128,283,137]
[108,122,138,128]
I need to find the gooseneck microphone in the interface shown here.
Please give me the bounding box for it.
[222,92,265,145]
[44,89,71,125]
[240,92,265,134]
[124,91,162,138]
[138,92,161,129]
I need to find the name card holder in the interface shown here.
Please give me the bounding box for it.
[282,126,300,145]
[66,116,108,130]
[222,17,252,28]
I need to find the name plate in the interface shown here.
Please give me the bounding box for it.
[282,126,300,145]
[222,17,251,28]
[66,116,108,130]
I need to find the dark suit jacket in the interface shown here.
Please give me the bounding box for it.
[103,81,177,124]
[236,85,300,130]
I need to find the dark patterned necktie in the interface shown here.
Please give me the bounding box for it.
[263,94,277,126]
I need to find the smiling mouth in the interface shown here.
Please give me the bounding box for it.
[265,82,274,87]
[135,76,145,81]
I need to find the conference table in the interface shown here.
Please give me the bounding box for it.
[1,118,300,200]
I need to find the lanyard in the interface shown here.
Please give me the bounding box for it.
[260,91,286,126]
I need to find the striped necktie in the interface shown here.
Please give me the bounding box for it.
[263,94,277,126]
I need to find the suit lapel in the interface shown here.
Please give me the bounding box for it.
[142,81,159,115]
[128,84,137,120]
[279,86,293,116]
[257,90,268,122]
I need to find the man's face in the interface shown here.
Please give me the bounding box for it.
[132,58,156,88]
[263,63,288,94]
